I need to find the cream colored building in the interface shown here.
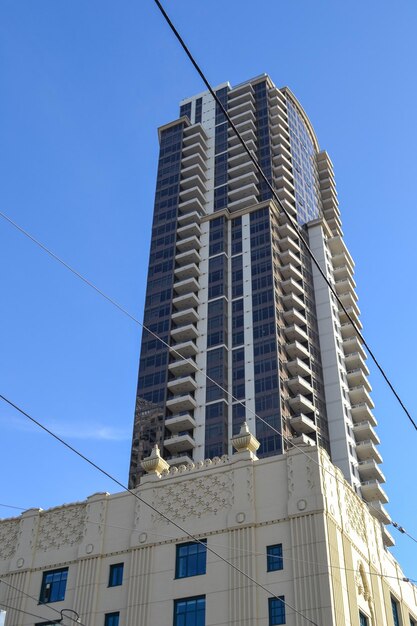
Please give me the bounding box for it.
[0,429,416,626]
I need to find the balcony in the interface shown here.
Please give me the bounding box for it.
[349,385,374,407]
[286,340,310,360]
[280,263,303,282]
[228,171,258,191]
[173,277,199,296]
[334,276,356,295]
[282,308,307,326]
[288,394,315,414]
[178,210,201,227]
[355,440,382,464]
[290,413,317,434]
[357,459,385,482]
[333,263,353,281]
[361,480,388,504]
[170,323,198,343]
[178,197,205,216]
[281,278,304,297]
[168,358,198,377]
[286,358,311,378]
[181,151,206,171]
[228,95,255,116]
[350,403,377,426]
[343,336,366,360]
[228,182,258,202]
[277,236,300,255]
[177,222,202,240]
[175,248,201,266]
[286,376,313,395]
[172,292,199,311]
[281,292,305,311]
[368,500,391,525]
[344,351,367,371]
[228,107,255,127]
[181,162,207,183]
[228,127,257,149]
[381,526,395,547]
[283,324,309,343]
[174,263,201,281]
[353,421,380,444]
[166,394,197,413]
[228,159,257,179]
[164,433,196,454]
[165,413,197,433]
[167,376,198,395]
[167,453,194,467]
[176,235,201,253]
[170,340,198,358]
[290,433,315,447]
[172,308,199,326]
[228,194,258,213]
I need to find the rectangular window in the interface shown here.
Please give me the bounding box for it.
[104,613,120,626]
[392,597,401,626]
[174,596,205,626]
[176,541,207,579]
[410,618,416,626]
[108,563,124,587]
[267,544,283,572]
[269,596,286,625]
[39,568,68,604]
[359,612,369,626]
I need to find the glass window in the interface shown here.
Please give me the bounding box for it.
[174,596,205,626]
[410,618,416,626]
[269,596,286,625]
[104,613,119,626]
[108,563,124,587]
[176,541,207,579]
[39,568,68,604]
[267,544,283,572]
[359,612,369,626]
[391,597,401,626]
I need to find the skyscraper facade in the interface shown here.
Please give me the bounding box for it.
[129,74,387,529]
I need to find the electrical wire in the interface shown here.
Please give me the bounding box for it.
[0,393,318,626]
[0,601,65,625]
[150,0,416,432]
[3,207,416,551]
[0,504,26,512]
[0,579,86,626]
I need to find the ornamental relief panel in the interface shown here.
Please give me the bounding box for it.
[0,520,19,560]
[344,487,366,542]
[36,504,86,551]
[151,472,234,524]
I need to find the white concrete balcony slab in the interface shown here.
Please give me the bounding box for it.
[283,324,309,343]
[173,277,199,296]
[290,414,317,434]
[277,235,300,255]
[181,152,206,171]
[168,358,198,377]
[343,336,366,359]
[228,171,258,191]
[288,394,315,414]
[171,308,199,326]
[170,323,198,343]
[170,340,198,358]
[228,195,257,213]
[271,139,291,160]
[175,248,201,266]
[280,263,303,282]
[286,376,313,396]
[228,128,257,149]
[355,440,382,464]
[227,95,255,116]
[176,235,201,253]
[281,278,304,297]
[165,394,197,414]
[166,453,194,467]
[290,433,315,447]
[271,131,291,151]
[228,85,254,106]
[349,385,374,407]
[279,248,301,267]
[178,210,201,227]
[228,159,257,178]
[344,351,366,371]
[272,152,292,170]
[338,303,361,326]
[174,263,200,281]
[340,322,358,340]
[332,262,354,281]
[357,459,385,482]
[275,186,296,206]
[165,413,197,434]
[331,250,355,273]
[228,139,256,158]
[334,276,356,294]
[353,421,380,444]
[346,367,371,389]
[183,123,209,142]
[178,197,205,216]
[338,291,359,310]
[228,150,254,168]
[228,116,256,135]
[167,376,197,395]
[361,480,388,504]
[350,403,377,426]
[228,182,258,201]
[182,140,206,160]
[173,292,200,312]
[164,433,196,454]
[281,293,305,313]
[177,222,202,240]
[381,526,395,547]
[179,184,206,205]
[282,308,307,326]
[286,340,310,360]
[328,236,354,268]
[181,162,207,182]
[272,162,293,181]
[286,358,311,378]
[228,108,255,127]
[368,500,391,525]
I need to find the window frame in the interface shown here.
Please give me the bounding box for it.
[175,540,207,579]
[104,612,120,626]
[108,563,124,588]
[391,596,401,626]
[266,544,283,572]
[359,611,369,626]
[38,567,68,604]
[268,596,286,625]
[173,595,205,626]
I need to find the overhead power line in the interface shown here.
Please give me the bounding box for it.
[150,0,416,432]
[0,393,318,626]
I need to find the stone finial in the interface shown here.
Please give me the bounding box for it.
[231,422,260,458]
[141,444,170,477]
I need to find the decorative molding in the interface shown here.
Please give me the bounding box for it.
[345,488,366,542]
[151,472,234,523]
[36,504,86,551]
[0,520,19,559]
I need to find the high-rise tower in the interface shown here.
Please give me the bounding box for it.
[129,74,387,529]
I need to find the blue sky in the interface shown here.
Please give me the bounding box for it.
[0,0,416,580]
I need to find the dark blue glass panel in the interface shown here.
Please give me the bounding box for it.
[176,543,207,579]
[267,544,283,571]
[108,563,124,587]
[269,597,286,625]
[39,568,68,603]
